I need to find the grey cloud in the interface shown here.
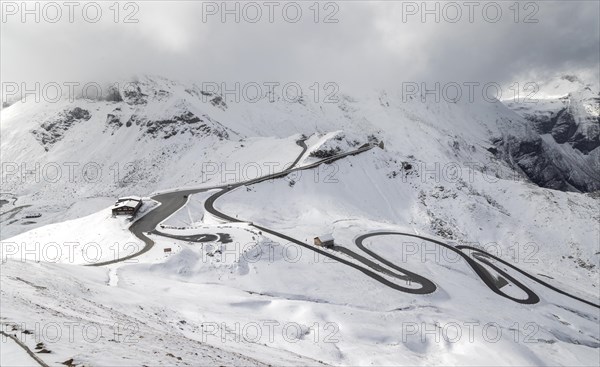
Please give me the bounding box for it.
[1,1,598,92]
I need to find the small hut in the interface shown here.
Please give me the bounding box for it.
[112,198,142,216]
[314,234,334,248]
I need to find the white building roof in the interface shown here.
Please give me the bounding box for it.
[117,196,142,202]
[317,233,334,242]
[113,200,141,209]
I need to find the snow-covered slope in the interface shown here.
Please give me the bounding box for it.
[1,75,599,366]
[0,75,567,238]
[2,146,599,366]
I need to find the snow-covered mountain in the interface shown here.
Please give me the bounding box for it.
[2,75,598,239]
[504,75,600,192]
[1,75,598,366]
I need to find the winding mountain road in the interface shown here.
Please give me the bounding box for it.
[354,232,539,304]
[95,140,600,309]
[92,138,311,266]
[203,155,599,308]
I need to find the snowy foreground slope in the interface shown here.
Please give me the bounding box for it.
[1,76,599,366]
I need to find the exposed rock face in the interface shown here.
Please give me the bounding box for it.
[209,95,227,110]
[185,88,228,111]
[309,147,342,159]
[523,104,600,155]
[106,113,122,128]
[107,110,230,140]
[28,77,237,153]
[494,129,600,193]
[572,124,600,154]
[105,85,123,102]
[31,107,91,151]
[123,84,148,105]
[503,77,600,192]
[550,108,578,144]
[142,112,230,140]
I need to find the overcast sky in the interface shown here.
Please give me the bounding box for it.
[1,0,599,93]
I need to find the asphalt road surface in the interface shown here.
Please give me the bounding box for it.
[205,154,599,308]
[91,139,310,266]
[94,140,600,309]
[354,232,539,304]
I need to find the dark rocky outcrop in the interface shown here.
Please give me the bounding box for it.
[504,84,600,192]
[106,113,122,128]
[118,111,230,140]
[494,134,600,192]
[105,85,123,102]
[521,99,600,155]
[31,108,91,151]
[309,147,342,159]
[122,84,148,105]
[550,108,577,144]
